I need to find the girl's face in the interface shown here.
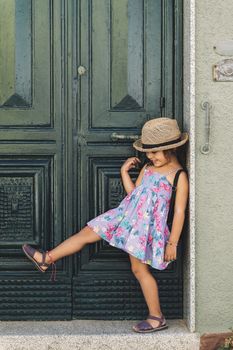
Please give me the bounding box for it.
[146,150,170,168]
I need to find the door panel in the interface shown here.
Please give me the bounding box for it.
[89,0,161,128]
[0,0,54,126]
[0,0,71,320]
[72,0,184,320]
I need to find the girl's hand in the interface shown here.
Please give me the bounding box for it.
[164,244,177,262]
[121,157,141,173]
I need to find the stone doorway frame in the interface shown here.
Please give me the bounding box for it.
[183,0,196,333]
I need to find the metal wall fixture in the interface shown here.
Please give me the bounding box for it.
[200,101,212,154]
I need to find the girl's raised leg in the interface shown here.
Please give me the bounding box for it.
[129,254,164,329]
[28,226,102,271]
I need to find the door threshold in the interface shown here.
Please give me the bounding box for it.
[0,319,200,350]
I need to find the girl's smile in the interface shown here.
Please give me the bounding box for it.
[146,151,169,168]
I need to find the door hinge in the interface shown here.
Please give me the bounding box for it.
[160,97,165,108]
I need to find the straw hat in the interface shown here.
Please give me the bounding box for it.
[133,117,189,152]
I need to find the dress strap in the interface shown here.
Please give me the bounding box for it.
[164,167,183,176]
[166,168,186,231]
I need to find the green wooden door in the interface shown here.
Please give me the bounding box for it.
[0,0,183,321]
[72,0,184,320]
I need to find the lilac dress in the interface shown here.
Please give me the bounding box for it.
[87,166,182,270]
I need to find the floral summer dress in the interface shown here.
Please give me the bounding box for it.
[87,166,182,270]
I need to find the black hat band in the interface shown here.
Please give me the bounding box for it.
[142,136,181,149]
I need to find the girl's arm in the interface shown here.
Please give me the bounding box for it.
[168,171,189,243]
[120,157,146,194]
[164,171,189,262]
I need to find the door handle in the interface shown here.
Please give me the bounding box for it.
[111,132,139,141]
[200,101,212,154]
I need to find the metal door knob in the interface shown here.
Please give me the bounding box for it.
[77,65,87,76]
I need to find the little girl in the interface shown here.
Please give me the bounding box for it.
[22,117,189,334]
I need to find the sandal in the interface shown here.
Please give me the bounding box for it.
[22,244,57,282]
[132,314,168,333]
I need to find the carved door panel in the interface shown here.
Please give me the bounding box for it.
[0,1,72,320]
[72,0,184,320]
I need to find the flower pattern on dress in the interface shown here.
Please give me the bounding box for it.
[87,166,173,270]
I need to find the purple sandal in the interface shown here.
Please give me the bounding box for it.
[132,314,168,333]
[22,244,57,282]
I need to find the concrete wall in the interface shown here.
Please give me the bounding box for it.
[184,0,233,334]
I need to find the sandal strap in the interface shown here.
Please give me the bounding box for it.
[46,250,57,282]
[147,314,165,326]
[136,320,153,331]
[39,250,57,282]
[26,244,36,257]
[38,251,50,267]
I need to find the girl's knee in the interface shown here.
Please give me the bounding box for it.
[130,258,150,279]
[131,266,148,278]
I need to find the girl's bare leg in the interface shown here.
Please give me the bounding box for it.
[31,226,102,270]
[129,254,163,329]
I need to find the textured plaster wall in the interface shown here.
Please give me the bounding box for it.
[195,0,233,333]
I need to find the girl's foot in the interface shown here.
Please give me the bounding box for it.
[132,312,166,332]
[145,313,163,328]
[22,244,53,272]
[31,250,52,271]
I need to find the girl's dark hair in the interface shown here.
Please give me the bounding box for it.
[139,144,188,174]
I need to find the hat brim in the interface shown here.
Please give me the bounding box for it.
[133,132,189,152]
